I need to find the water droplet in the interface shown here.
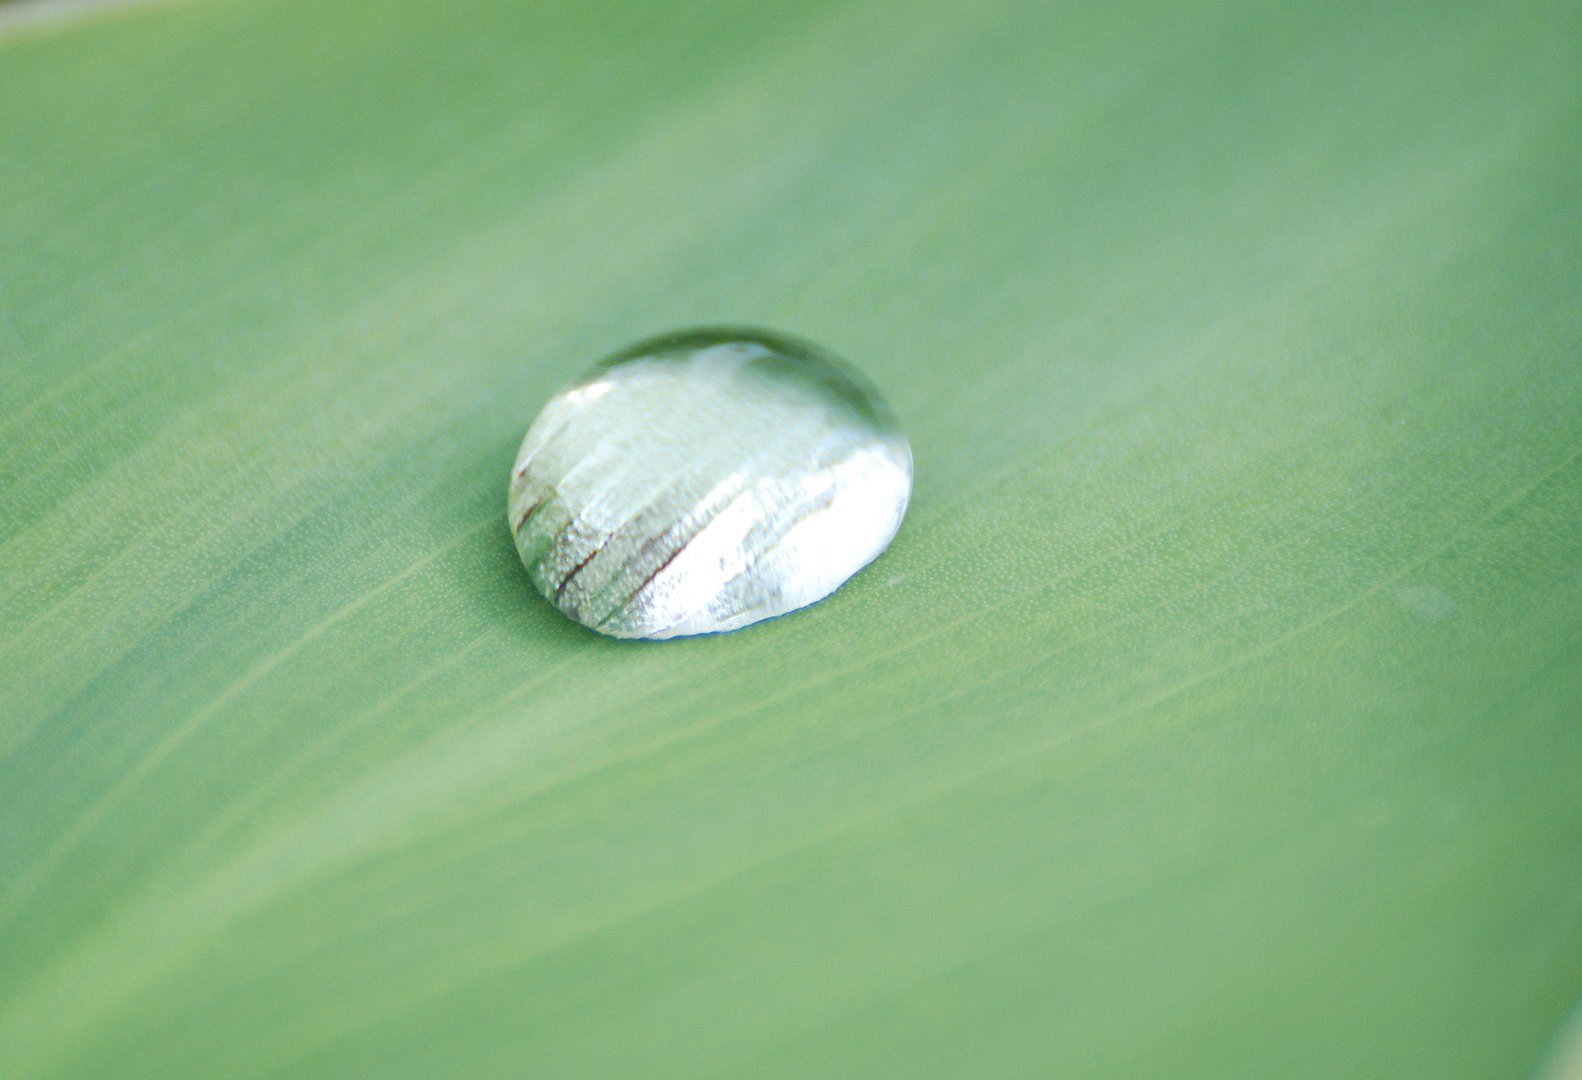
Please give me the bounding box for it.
[507,327,912,639]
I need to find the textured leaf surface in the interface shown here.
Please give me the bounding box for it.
[2,0,1581,1076]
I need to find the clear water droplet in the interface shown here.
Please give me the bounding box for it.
[507,327,912,639]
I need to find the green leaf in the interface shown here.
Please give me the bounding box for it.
[2,0,1580,1075]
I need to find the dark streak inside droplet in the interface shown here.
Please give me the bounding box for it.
[589,466,774,629]
[513,497,543,535]
[596,537,691,632]
[554,475,691,605]
[554,540,607,602]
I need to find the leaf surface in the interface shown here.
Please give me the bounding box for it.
[2,0,1581,1075]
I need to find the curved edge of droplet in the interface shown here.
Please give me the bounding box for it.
[596,324,904,431]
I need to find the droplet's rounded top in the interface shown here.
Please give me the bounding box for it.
[508,327,912,639]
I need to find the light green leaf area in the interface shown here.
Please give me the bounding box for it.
[2,0,1580,1075]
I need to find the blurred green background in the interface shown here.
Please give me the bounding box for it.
[2,0,1581,1075]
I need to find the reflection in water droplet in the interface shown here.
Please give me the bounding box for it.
[507,327,912,640]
